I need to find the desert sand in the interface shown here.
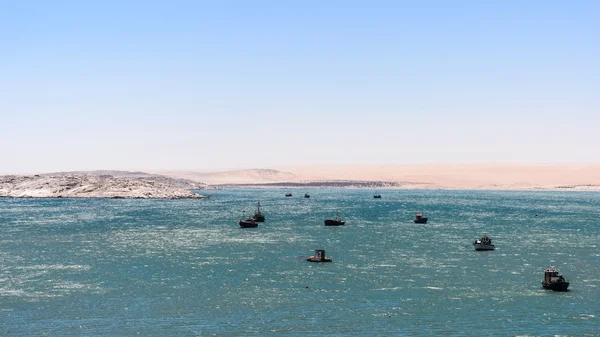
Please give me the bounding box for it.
[155,164,600,190]
[276,164,600,190]
[4,165,598,197]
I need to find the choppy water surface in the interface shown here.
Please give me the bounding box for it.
[1,190,599,336]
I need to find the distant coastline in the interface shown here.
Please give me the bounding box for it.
[3,164,600,198]
[213,180,431,190]
[155,165,600,191]
[213,182,600,191]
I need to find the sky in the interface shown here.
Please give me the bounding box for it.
[1,0,599,173]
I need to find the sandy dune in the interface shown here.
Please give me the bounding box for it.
[278,164,600,190]
[157,164,600,190]
[155,169,297,185]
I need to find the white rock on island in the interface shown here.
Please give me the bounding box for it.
[0,174,207,199]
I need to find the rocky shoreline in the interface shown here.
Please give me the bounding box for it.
[0,173,208,199]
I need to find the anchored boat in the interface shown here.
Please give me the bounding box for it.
[413,212,428,224]
[473,235,495,250]
[239,211,258,228]
[239,218,258,228]
[306,249,332,262]
[324,211,345,226]
[542,267,570,291]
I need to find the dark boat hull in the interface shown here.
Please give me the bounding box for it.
[324,220,345,226]
[413,218,428,224]
[542,282,570,291]
[239,220,258,228]
[306,257,332,262]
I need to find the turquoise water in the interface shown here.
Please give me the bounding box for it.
[1,189,599,336]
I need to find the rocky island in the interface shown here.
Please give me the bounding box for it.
[0,172,208,199]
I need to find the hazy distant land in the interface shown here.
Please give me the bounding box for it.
[156,164,600,191]
[2,164,600,198]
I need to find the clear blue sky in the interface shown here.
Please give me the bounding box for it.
[1,1,598,173]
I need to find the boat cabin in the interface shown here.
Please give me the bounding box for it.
[307,249,332,262]
[544,267,566,283]
[315,250,326,260]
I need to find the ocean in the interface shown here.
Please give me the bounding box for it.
[1,189,599,336]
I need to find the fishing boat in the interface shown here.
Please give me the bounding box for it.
[473,235,495,251]
[239,218,258,228]
[324,211,345,226]
[304,193,310,198]
[542,267,570,291]
[239,211,258,228]
[285,193,292,197]
[306,249,332,262]
[253,201,265,222]
[413,212,428,224]
[373,195,382,199]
